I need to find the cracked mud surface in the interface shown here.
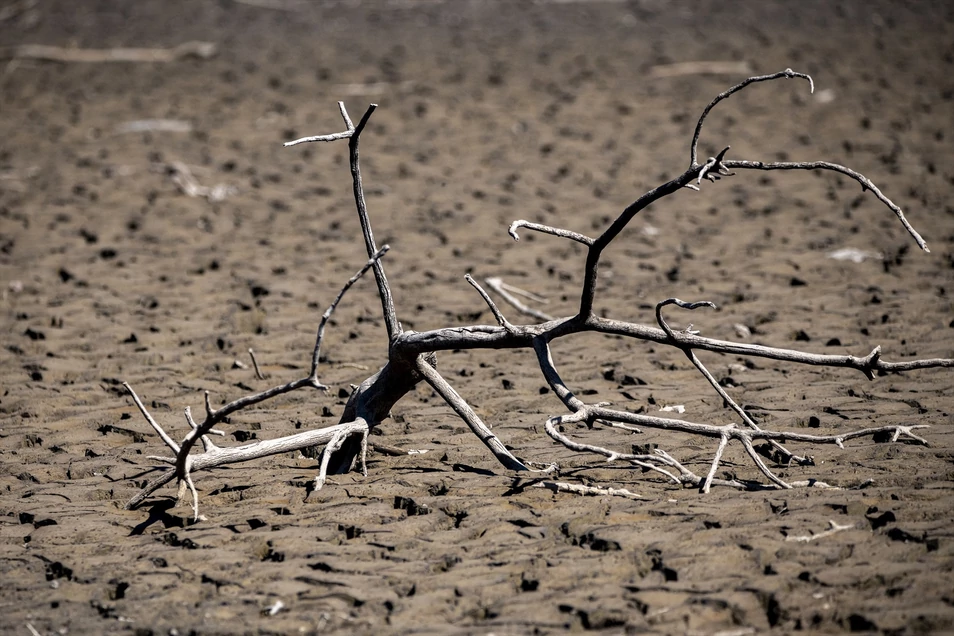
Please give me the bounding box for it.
[1,1,953,633]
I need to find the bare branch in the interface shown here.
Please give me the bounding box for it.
[310,245,390,383]
[184,406,221,453]
[533,337,587,412]
[723,158,928,251]
[739,434,791,490]
[119,74,954,515]
[347,105,402,338]
[283,102,355,146]
[508,220,594,246]
[690,68,813,167]
[5,41,217,63]
[123,382,179,453]
[465,274,516,334]
[126,420,370,510]
[248,348,267,381]
[654,297,717,340]
[702,428,732,494]
[415,356,529,472]
[314,428,350,492]
[543,417,681,483]
[655,298,811,466]
[484,277,554,322]
[534,481,641,500]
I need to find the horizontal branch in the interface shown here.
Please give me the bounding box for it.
[284,101,355,146]
[724,159,928,251]
[125,420,369,510]
[559,404,929,448]
[4,41,217,63]
[396,315,953,380]
[508,220,594,246]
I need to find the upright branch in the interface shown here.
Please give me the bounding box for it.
[121,70,954,518]
[348,105,401,338]
[286,103,401,335]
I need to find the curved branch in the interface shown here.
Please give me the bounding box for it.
[723,158,928,251]
[654,299,812,465]
[310,245,390,382]
[654,298,717,340]
[543,417,681,483]
[532,337,587,413]
[690,68,813,167]
[579,173,693,316]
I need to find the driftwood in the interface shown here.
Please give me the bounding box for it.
[3,41,216,63]
[121,70,953,520]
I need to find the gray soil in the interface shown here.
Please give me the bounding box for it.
[1,1,953,634]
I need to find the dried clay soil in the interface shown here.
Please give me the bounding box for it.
[2,1,954,634]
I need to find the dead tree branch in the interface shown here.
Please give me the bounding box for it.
[122,70,953,515]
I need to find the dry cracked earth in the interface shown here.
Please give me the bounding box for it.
[1,1,954,634]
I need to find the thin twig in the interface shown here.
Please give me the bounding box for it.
[724,159,928,251]
[690,68,813,167]
[654,298,716,340]
[508,220,594,246]
[248,348,267,380]
[786,520,855,543]
[485,277,554,322]
[702,429,732,494]
[310,245,389,383]
[465,274,516,333]
[123,383,179,453]
[284,101,355,146]
[543,417,681,482]
[656,298,810,465]
[314,429,349,492]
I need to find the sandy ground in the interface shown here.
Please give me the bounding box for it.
[2,1,954,633]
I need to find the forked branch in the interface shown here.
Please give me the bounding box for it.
[122,69,952,516]
[124,248,388,516]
